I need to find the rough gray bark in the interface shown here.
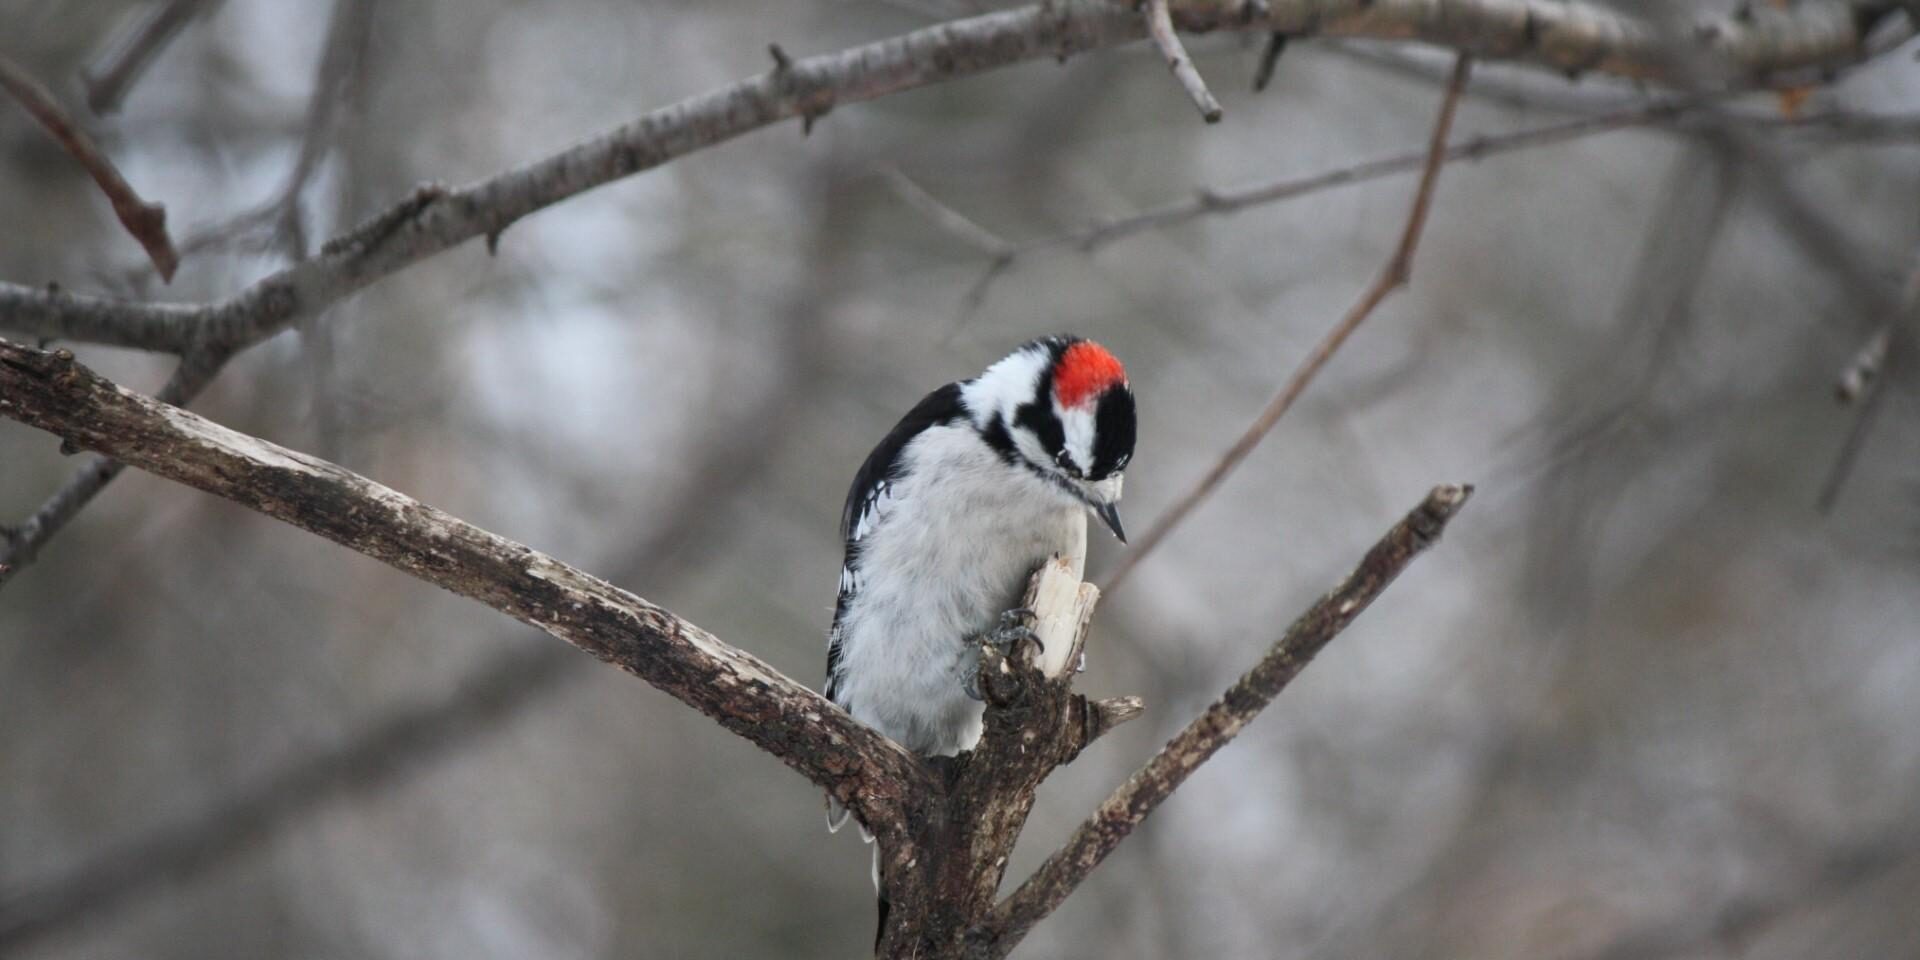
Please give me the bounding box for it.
[0,339,932,851]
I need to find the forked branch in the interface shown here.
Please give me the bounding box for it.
[978,483,1474,957]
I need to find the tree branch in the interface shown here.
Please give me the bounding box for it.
[0,0,376,588]
[0,337,933,844]
[0,344,231,585]
[0,55,179,281]
[79,0,210,116]
[1103,52,1470,593]
[0,0,1904,352]
[1818,249,1920,512]
[1145,0,1223,122]
[950,99,1920,309]
[977,483,1475,957]
[0,170,856,950]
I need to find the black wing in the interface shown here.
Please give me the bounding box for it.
[824,381,968,699]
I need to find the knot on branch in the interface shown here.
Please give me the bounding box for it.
[766,41,834,135]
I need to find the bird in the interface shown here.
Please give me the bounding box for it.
[822,335,1136,924]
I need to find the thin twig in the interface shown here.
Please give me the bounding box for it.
[958,96,1920,308]
[79,0,209,115]
[1253,32,1288,92]
[977,484,1475,958]
[1836,324,1893,405]
[1103,54,1471,593]
[1145,0,1223,122]
[881,167,1013,256]
[1818,252,1920,512]
[0,55,179,281]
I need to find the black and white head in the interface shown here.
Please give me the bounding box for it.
[962,335,1137,541]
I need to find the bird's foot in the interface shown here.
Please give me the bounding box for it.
[988,607,1043,661]
[968,607,1043,707]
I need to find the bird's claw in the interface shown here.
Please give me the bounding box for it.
[988,607,1043,661]
[966,607,1044,706]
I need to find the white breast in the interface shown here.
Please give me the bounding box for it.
[830,424,1084,756]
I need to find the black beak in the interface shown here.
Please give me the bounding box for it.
[1093,502,1126,544]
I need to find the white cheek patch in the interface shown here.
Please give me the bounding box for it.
[1057,403,1097,475]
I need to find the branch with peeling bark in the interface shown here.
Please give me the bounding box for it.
[1,0,1907,352]
[0,335,1472,957]
[0,338,931,853]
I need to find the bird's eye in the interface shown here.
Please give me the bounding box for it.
[1053,450,1082,478]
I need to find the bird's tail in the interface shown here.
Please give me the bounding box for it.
[829,794,886,947]
[826,794,876,843]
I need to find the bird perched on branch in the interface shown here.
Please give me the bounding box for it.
[823,335,1135,855]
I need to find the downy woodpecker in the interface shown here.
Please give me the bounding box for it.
[825,335,1135,837]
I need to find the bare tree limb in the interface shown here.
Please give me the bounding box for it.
[79,0,211,115]
[978,483,1475,957]
[0,56,179,281]
[0,344,231,585]
[1145,0,1223,122]
[0,168,856,950]
[1103,53,1470,593]
[1,0,1905,352]
[0,338,934,845]
[0,0,376,588]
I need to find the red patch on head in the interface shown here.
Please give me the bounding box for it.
[1052,340,1127,410]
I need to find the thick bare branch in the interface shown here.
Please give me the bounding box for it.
[0,344,231,585]
[1104,53,1470,593]
[978,483,1474,957]
[0,338,932,840]
[0,56,179,281]
[1,0,1904,351]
